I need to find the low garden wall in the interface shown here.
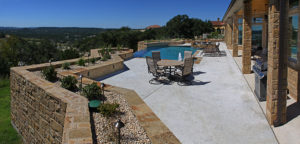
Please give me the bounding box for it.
[137,39,224,51]
[137,40,187,51]
[74,56,124,79]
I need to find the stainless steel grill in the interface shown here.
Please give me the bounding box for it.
[253,59,267,101]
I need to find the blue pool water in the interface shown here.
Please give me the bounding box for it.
[134,46,198,60]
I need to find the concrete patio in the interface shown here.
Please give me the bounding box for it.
[228,49,300,144]
[100,43,278,144]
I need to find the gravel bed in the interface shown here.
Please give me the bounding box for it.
[93,91,151,144]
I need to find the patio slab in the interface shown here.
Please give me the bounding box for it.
[101,43,278,144]
[229,50,300,144]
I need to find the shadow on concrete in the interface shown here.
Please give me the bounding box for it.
[177,75,211,86]
[191,80,211,86]
[203,51,227,57]
[95,64,130,81]
[193,71,206,76]
[89,108,98,144]
[286,102,300,123]
[149,78,175,86]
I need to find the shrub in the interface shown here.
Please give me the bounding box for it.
[98,48,111,61]
[117,44,122,52]
[98,103,119,117]
[41,66,57,82]
[62,62,70,69]
[90,58,96,64]
[82,82,103,100]
[78,58,85,66]
[61,75,78,91]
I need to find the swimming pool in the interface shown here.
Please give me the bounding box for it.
[134,46,198,60]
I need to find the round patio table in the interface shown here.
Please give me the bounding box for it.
[157,59,184,67]
[157,60,184,80]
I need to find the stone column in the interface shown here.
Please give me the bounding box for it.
[288,68,300,102]
[266,0,288,126]
[242,0,252,74]
[232,15,239,57]
[226,23,233,49]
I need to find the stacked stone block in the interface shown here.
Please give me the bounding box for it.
[232,15,239,57]
[266,0,288,126]
[242,0,252,74]
[288,68,300,101]
[226,23,233,49]
[10,70,67,143]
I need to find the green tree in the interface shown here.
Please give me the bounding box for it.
[59,48,80,60]
[0,32,5,38]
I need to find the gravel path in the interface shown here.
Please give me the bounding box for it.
[93,91,151,144]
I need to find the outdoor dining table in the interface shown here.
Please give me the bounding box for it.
[157,59,184,79]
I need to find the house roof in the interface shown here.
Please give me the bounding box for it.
[211,21,225,26]
[146,25,161,29]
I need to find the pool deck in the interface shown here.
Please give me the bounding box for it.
[101,43,278,144]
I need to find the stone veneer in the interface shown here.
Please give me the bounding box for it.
[266,0,288,125]
[242,0,252,74]
[232,15,238,57]
[288,67,300,102]
[11,65,92,144]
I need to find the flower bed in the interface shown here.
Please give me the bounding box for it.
[93,91,151,144]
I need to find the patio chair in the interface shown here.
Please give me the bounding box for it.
[176,57,194,85]
[152,51,161,64]
[152,51,165,70]
[146,56,165,84]
[184,51,192,59]
[177,51,194,73]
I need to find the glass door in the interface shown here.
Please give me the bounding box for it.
[252,25,263,48]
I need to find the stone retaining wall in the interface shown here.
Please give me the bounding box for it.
[10,66,92,144]
[76,56,124,79]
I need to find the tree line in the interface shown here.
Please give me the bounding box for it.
[75,15,214,52]
[0,14,213,76]
[0,36,79,76]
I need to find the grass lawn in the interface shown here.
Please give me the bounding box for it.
[0,78,22,144]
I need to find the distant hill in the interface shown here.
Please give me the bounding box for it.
[0,27,115,42]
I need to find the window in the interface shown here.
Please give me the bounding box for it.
[238,18,243,24]
[252,25,263,48]
[290,0,299,9]
[252,17,263,24]
[238,18,243,45]
[289,15,298,61]
[238,25,243,45]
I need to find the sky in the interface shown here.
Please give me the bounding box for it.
[0,0,231,29]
